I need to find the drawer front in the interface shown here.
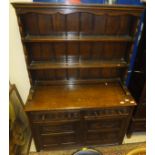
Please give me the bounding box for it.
[85,118,124,131]
[29,110,80,122]
[40,121,80,134]
[86,130,119,145]
[84,108,131,119]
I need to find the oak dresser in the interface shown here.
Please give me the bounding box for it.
[12,2,144,151]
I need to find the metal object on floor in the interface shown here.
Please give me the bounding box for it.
[72,148,102,155]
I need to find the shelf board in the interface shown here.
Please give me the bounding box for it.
[34,78,121,86]
[22,35,134,42]
[29,60,128,70]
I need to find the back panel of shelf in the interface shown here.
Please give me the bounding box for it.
[19,11,138,37]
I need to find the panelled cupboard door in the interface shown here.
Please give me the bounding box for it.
[83,111,131,145]
[31,121,81,150]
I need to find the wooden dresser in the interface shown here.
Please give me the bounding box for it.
[12,3,144,151]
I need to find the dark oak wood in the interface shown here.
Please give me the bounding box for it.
[13,2,144,151]
[26,41,131,66]
[22,35,134,42]
[29,60,128,70]
[25,82,136,112]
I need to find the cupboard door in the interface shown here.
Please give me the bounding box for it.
[84,118,125,145]
[31,120,81,150]
[83,108,131,145]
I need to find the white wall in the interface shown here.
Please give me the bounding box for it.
[9,0,32,103]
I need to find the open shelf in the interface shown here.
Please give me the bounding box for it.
[25,81,136,111]
[22,35,134,42]
[29,60,128,70]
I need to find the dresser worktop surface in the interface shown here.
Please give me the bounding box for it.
[25,82,136,111]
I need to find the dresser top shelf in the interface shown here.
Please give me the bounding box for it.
[25,81,136,111]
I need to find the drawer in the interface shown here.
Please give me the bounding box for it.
[29,110,80,122]
[41,133,77,147]
[85,118,123,131]
[86,130,119,145]
[40,121,80,134]
[84,108,130,119]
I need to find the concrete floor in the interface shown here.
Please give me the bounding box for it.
[30,132,146,152]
